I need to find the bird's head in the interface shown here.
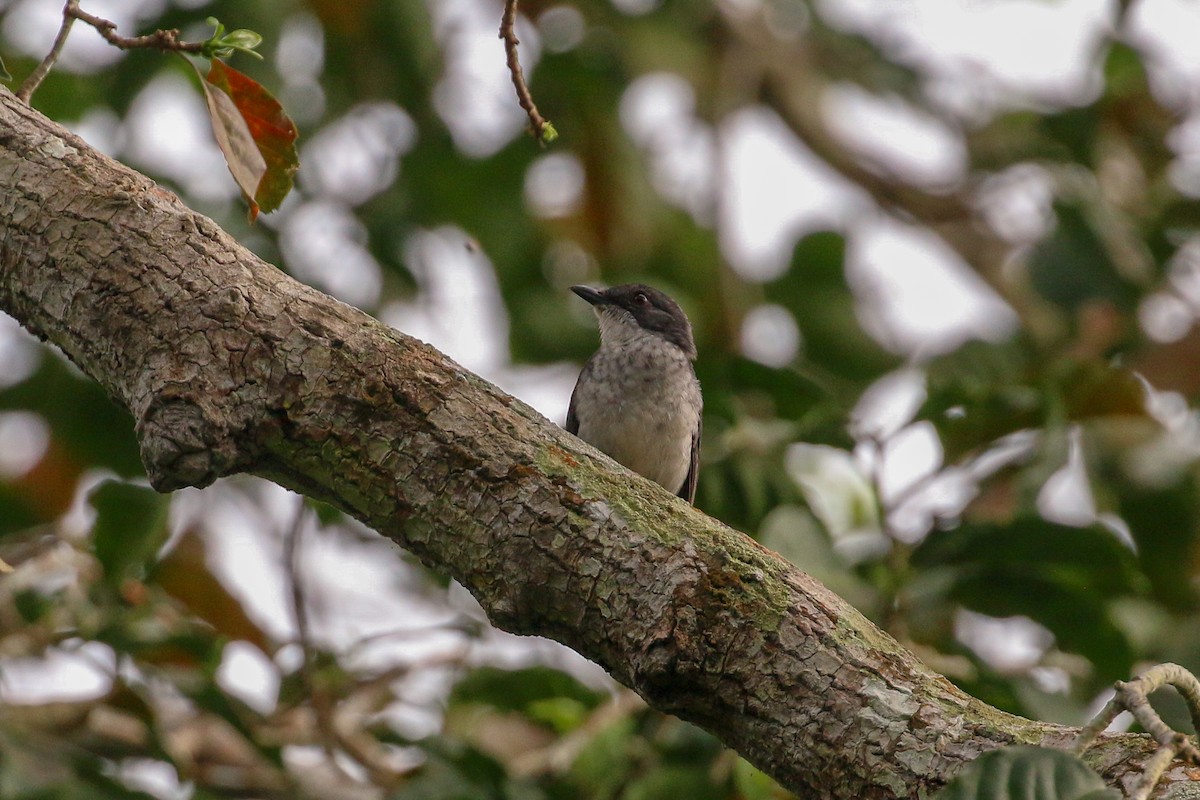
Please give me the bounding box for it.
[572,283,696,359]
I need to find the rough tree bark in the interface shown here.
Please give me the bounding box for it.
[0,87,1195,799]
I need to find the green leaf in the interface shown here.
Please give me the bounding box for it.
[733,757,785,800]
[567,716,638,800]
[932,746,1118,800]
[0,354,143,477]
[450,666,605,716]
[1028,202,1139,315]
[920,340,1150,462]
[913,518,1139,679]
[912,517,1142,596]
[88,479,168,586]
[201,17,264,61]
[0,56,11,83]
[768,231,902,387]
[1116,479,1200,610]
[624,766,725,800]
[394,738,513,800]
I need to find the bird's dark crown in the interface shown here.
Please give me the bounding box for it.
[572,283,696,358]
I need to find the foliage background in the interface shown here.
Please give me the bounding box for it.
[3,0,1200,797]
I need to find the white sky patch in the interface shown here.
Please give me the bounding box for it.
[1127,0,1200,108]
[490,362,580,428]
[280,200,383,309]
[1037,427,1097,526]
[0,312,41,391]
[300,102,415,206]
[818,0,1115,112]
[384,226,510,375]
[976,164,1056,244]
[67,107,126,158]
[720,107,869,279]
[1,0,162,72]
[112,760,187,800]
[123,73,241,204]
[848,218,1018,356]
[430,0,534,157]
[955,610,1054,673]
[216,641,279,715]
[619,73,716,222]
[740,303,801,367]
[538,6,586,53]
[0,411,49,480]
[0,640,114,703]
[525,152,587,218]
[822,84,966,188]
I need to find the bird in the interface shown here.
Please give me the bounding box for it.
[566,283,702,504]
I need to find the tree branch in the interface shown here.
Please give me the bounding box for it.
[0,86,1191,798]
[65,5,204,54]
[15,0,79,103]
[499,0,556,145]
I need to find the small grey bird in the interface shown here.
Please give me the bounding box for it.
[567,284,702,503]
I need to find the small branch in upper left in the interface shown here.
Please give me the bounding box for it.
[499,0,557,146]
[16,0,205,103]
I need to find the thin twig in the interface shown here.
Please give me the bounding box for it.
[282,497,406,789]
[282,497,339,768]
[16,0,207,104]
[16,0,79,103]
[499,0,556,145]
[1071,696,1123,756]
[66,5,204,54]
[1075,662,1200,800]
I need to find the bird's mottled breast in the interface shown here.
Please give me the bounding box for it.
[572,337,701,493]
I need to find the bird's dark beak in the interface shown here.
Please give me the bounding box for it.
[571,285,608,306]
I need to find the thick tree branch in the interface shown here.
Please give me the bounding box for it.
[0,86,1190,798]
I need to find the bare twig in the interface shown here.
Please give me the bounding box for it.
[499,0,556,145]
[17,0,207,104]
[282,497,340,768]
[16,0,79,103]
[281,497,408,790]
[66,5,204,54]
[1074,663,1200,800]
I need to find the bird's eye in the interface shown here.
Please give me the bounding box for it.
[634,293,649,306]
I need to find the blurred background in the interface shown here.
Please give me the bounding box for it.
[3,0,1200,797]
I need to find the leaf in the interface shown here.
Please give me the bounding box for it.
[769,231,902,386]
[1116,479,1200,610]
[912,517,1142,596]
[624,766,725,800]
[920,340,1152,462]
[1056,360,1148,420]
[197,59,298,220]
[150,528,274,653]
[88,479,168,586]
[733,757,786,800]
[932,746,1119,800]
[568,716,638,800]
[0,355,143,477]
[450,666,605,716]
[201,17,264,61]
[913,518,1139,679]
[0,56,11,83]
[1028,202,1139,314]
[394,737,513,800]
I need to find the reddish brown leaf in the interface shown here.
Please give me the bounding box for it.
[12,438,81,519]
[152,528,274,653]
[199,59,298,220]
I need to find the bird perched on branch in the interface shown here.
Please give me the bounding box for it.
[567,284,702,504]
